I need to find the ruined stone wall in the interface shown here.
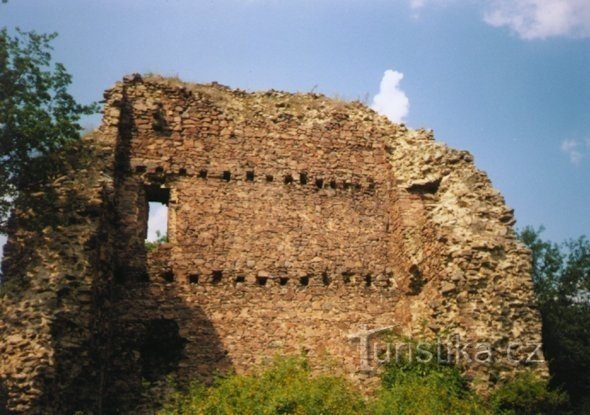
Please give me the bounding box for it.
[0,74,546,414]
[0,135,118,414]
[117,77,406,284]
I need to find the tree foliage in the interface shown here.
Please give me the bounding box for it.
[158,354,567,415]
[146,231,169,251]
[374,352,487,415]
[489,371,568,415]
[159,357,367,415]
[0,27,97,231]
[519,226,590,411]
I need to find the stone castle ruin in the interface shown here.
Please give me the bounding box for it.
[0,74,545,414]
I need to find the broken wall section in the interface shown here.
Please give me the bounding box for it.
[103,75,546,396]
[387,127,546,383]
[0,132,119,414]
[100,75,418,396]
[0,73,548,414]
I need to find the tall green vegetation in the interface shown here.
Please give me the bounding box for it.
[159,357,366,415]
[518,226,590,412]
[0,27,97,232]
[489,371,568,415]
[157,354,567,415]
[373,343,566,415]
[371,349,488,415]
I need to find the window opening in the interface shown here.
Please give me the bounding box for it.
[145,186,170,248]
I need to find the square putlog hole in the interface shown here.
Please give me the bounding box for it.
[162,270,174,283]
[212,270,223,284]
[299,172,308,185]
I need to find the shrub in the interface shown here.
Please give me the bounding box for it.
[158,356,366,415]
[158,355,572,415]
[489,371,569,415]
[371,344,489,415]
[371,376,490,415]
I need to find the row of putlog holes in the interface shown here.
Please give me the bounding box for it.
[137,165,376,192]
[161,270,381,287]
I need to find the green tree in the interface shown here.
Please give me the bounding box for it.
[519,226,590,412]
[0,27,97,232]
[518,226,563,300]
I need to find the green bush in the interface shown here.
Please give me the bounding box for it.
[158,357,366,415]
[158,355,571,415]
[371,376,490,415]
[489,371,569,415]
[371,345,489,415]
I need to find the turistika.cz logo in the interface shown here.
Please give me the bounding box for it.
[348,325,544,372]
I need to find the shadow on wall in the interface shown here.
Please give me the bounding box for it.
[36,250,232,414]
[102,255,234,414]
[0,140,107,415]
[0,79,232,414]
[0,379,8,415]
[98,83,233,413]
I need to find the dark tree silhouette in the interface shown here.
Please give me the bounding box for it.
[519,226,590,412]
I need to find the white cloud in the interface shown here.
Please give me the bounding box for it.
[561,139,584,165]
[147,202,168,241]
[371,70,410,123]
[410,0,427,9]
[484,0,590,39]
[407,0,590,39]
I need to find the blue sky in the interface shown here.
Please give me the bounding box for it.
[0,0,589,257]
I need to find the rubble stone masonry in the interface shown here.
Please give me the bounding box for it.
[0,74,546,414]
